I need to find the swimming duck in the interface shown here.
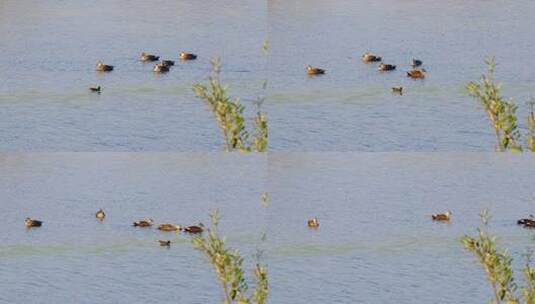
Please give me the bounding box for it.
[179,52,197,60]
[95,209,105,220]
[25,217,43,228]
[96,61,114,72]
[89,86,101,93]
[159,240,171,246]
[518,215,535,226]
[407,69,426,79]
[157,223,181,232]
[518,218,535,227]
[140,52,159,62]
[378,63,396,71]
[412,59,423,67]
[161,60,175,67]
[306,65,325,75]
[307,217,319,228]
[362,52,382,63]
[153,64,170,73]
[133,218,154,227]
[431,211,451,221]
[184,224,204,234]
[392,86,403,95]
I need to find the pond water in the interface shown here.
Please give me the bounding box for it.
[0,0,267,151]
[266,153,535,303]
[2,0,535,303]
[2,1,535,151]
[0,153,267,303]
[266,0,535,151]
[1,153,534,303]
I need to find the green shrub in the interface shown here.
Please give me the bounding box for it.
[192,210,268,304]
[467,58,534,152]
[193,58,268,152]
[462,209,535,304]
[526,100,535,152]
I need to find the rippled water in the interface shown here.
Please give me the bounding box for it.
[267,0,535,151]
[266,153,535,303]
[2,1,535,151]
[2,1,535,303]
[0,1,267,151]
[1,153,534,303]
[0,153,267,303]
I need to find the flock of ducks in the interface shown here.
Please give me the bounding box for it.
[91,51,422,96]
[306,52,427,95]
[25,208,204,247]
[27,210,532,243]
[90,51,198,93]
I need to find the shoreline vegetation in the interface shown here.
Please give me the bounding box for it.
[467,58,535,152]
[192,210,268,304]
[193,58,268,153]
[463,210,535,304]
[189,55,535,302]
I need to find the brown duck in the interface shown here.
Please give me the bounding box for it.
[407,69,426,79]
[140,52,159,62]
[392,86,403,95]
[95,209,105,220]
[180,52,197,60]
[133,218,154,227]
[159,240,171,246]
[153,64,170,73]
[96,61,114,72]
[157,224,181,232]
[161,60,175,67]
[431,211,451,221]
[306,65,325,75]
[25,217,43,228]
[89,86,101,93]
[184,224,204,234]
[518,216,535,227]
[307,217,319,228]
[378,63,396,71]
[362,52,382,63]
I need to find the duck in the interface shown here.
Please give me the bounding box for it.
[518,218,535,226]
[133,218,154,227]
[159,240,171,246]
[140,52,159,62]
[161,60,175,67]
[431,211,451,221]
[153,64,170,73]
[378,63,396,71]
[392,86,403,95]
[96,61,114,72]
[522,220,535,228]
[412,59,423,67]
[89,86,101,93]
[517,215,535,226]
[184,224,204,234]
[179,52,197,60]
[95,209,105,220]
[307,217,319,228]
[157,223,181,232]
[407,69,426,79]
[362,52,382,63]
[306,65,325,75]
[25,217,43,228]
